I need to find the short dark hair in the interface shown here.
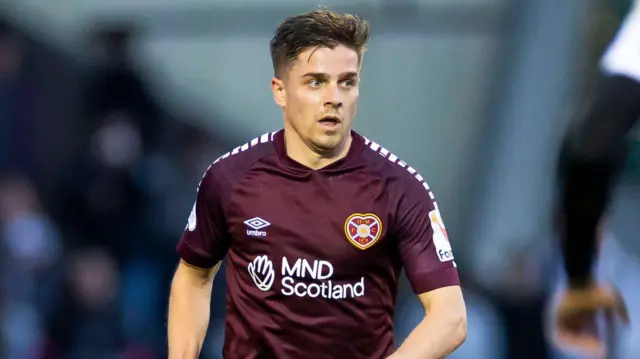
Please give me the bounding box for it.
[269,9,370,78]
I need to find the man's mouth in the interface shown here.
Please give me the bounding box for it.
[318,115,341,126]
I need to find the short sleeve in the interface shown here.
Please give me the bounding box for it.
[176,166,231,268]
[600,5,640,82]
[396,181,459,294]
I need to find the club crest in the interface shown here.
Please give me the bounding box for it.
[344,213,382,250]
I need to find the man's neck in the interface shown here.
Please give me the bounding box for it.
[283,128,352,170]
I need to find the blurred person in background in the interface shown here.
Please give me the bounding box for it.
[0,174,63,358]
[553,0,640,353]
[0,20,20,172]
[59,108,149,258]
[0,20,38,178]
[496,247,553,359]
[59,24,156,255]
[53,23,173,355]
[153,125,220,242]
[474,240,554,359]
[57,24,154,258]
[144,125,229,356]
[83,25,161,152]
[0,9,229,359]
[48,247,123,359]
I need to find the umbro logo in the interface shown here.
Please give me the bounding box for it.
[244,217,270,237]
[244,217,271,230]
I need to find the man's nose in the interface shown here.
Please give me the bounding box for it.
[323,85,342,109]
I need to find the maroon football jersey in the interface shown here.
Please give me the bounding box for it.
[177,130,459,359]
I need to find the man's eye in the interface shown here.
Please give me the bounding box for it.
[342,80,354,88]
[309,80,322,87]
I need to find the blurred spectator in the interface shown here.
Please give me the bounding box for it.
[60,132,148,258]
[48,247,123,359]
[153,125,218,240]
[121,124,223,355]
[482,243,554,359]
[0,21,36,176]
[83,25,161,152]
[56,24,165,258]
[0,174,63,359]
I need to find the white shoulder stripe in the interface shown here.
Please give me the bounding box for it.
[199,130,278,191]
[363,136,437,204]
[213,131,277,165]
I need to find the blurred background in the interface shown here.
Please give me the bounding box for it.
[0,0,639,358]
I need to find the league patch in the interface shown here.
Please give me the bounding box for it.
[429,209,454,262]
[344,213,382,250]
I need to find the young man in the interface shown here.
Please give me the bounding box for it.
[552,1,640,355]
[167,9,466,359]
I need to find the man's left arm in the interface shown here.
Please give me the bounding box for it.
[391,287,467,359]
[391,178,467,359]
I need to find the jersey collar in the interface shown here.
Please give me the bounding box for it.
[273,129,365,174]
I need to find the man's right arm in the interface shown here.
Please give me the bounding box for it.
[168,260,221,359]
[168,164,232,358]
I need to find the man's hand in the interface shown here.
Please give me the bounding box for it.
[552,282,628,358]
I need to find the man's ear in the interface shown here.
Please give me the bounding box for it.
[271,77,286,108]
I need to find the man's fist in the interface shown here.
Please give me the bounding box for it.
[552,282,629,358]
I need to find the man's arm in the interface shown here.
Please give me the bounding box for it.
[168,163,232,358]
[391,286,467,359]
[168,260,222,359]
[391,169,466,358]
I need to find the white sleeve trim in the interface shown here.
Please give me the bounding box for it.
[600,5,640,82]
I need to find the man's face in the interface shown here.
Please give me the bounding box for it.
[272,44,360,153]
